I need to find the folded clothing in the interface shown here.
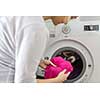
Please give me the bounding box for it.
[44,56,73,79]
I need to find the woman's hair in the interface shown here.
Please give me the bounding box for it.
[43,16,71,25]
[43,16,77,25]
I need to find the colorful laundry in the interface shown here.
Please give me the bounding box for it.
[44,56,73,79]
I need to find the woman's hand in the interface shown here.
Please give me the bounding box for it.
[55,69,70,83]
[39,59,56,69]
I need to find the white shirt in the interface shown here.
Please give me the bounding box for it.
[0,16,49,83]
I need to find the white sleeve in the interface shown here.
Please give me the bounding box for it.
[15,17,49,83]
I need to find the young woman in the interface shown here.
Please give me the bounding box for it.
[0,16,73,83]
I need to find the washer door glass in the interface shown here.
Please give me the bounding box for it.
[52,47,86,83]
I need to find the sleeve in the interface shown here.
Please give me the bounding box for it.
[15,16,49,83]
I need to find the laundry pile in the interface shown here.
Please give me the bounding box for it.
[44,56,73,79]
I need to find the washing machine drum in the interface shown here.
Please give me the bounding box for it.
[44,40,94,83]
[52,47,86,83]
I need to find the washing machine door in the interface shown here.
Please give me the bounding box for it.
[44,39,94,83]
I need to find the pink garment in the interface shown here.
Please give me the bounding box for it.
[44,56,73,79]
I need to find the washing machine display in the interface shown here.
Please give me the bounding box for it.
[84,25,99,31]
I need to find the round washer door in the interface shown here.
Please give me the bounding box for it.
[44,39,94,83]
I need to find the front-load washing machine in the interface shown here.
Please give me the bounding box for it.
[36,16,100,83]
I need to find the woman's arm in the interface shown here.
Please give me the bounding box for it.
[37,69,70,83]
[37,78,59,83]
[15,16,49,83]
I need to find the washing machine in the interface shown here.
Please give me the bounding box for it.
[36,16,100,83]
